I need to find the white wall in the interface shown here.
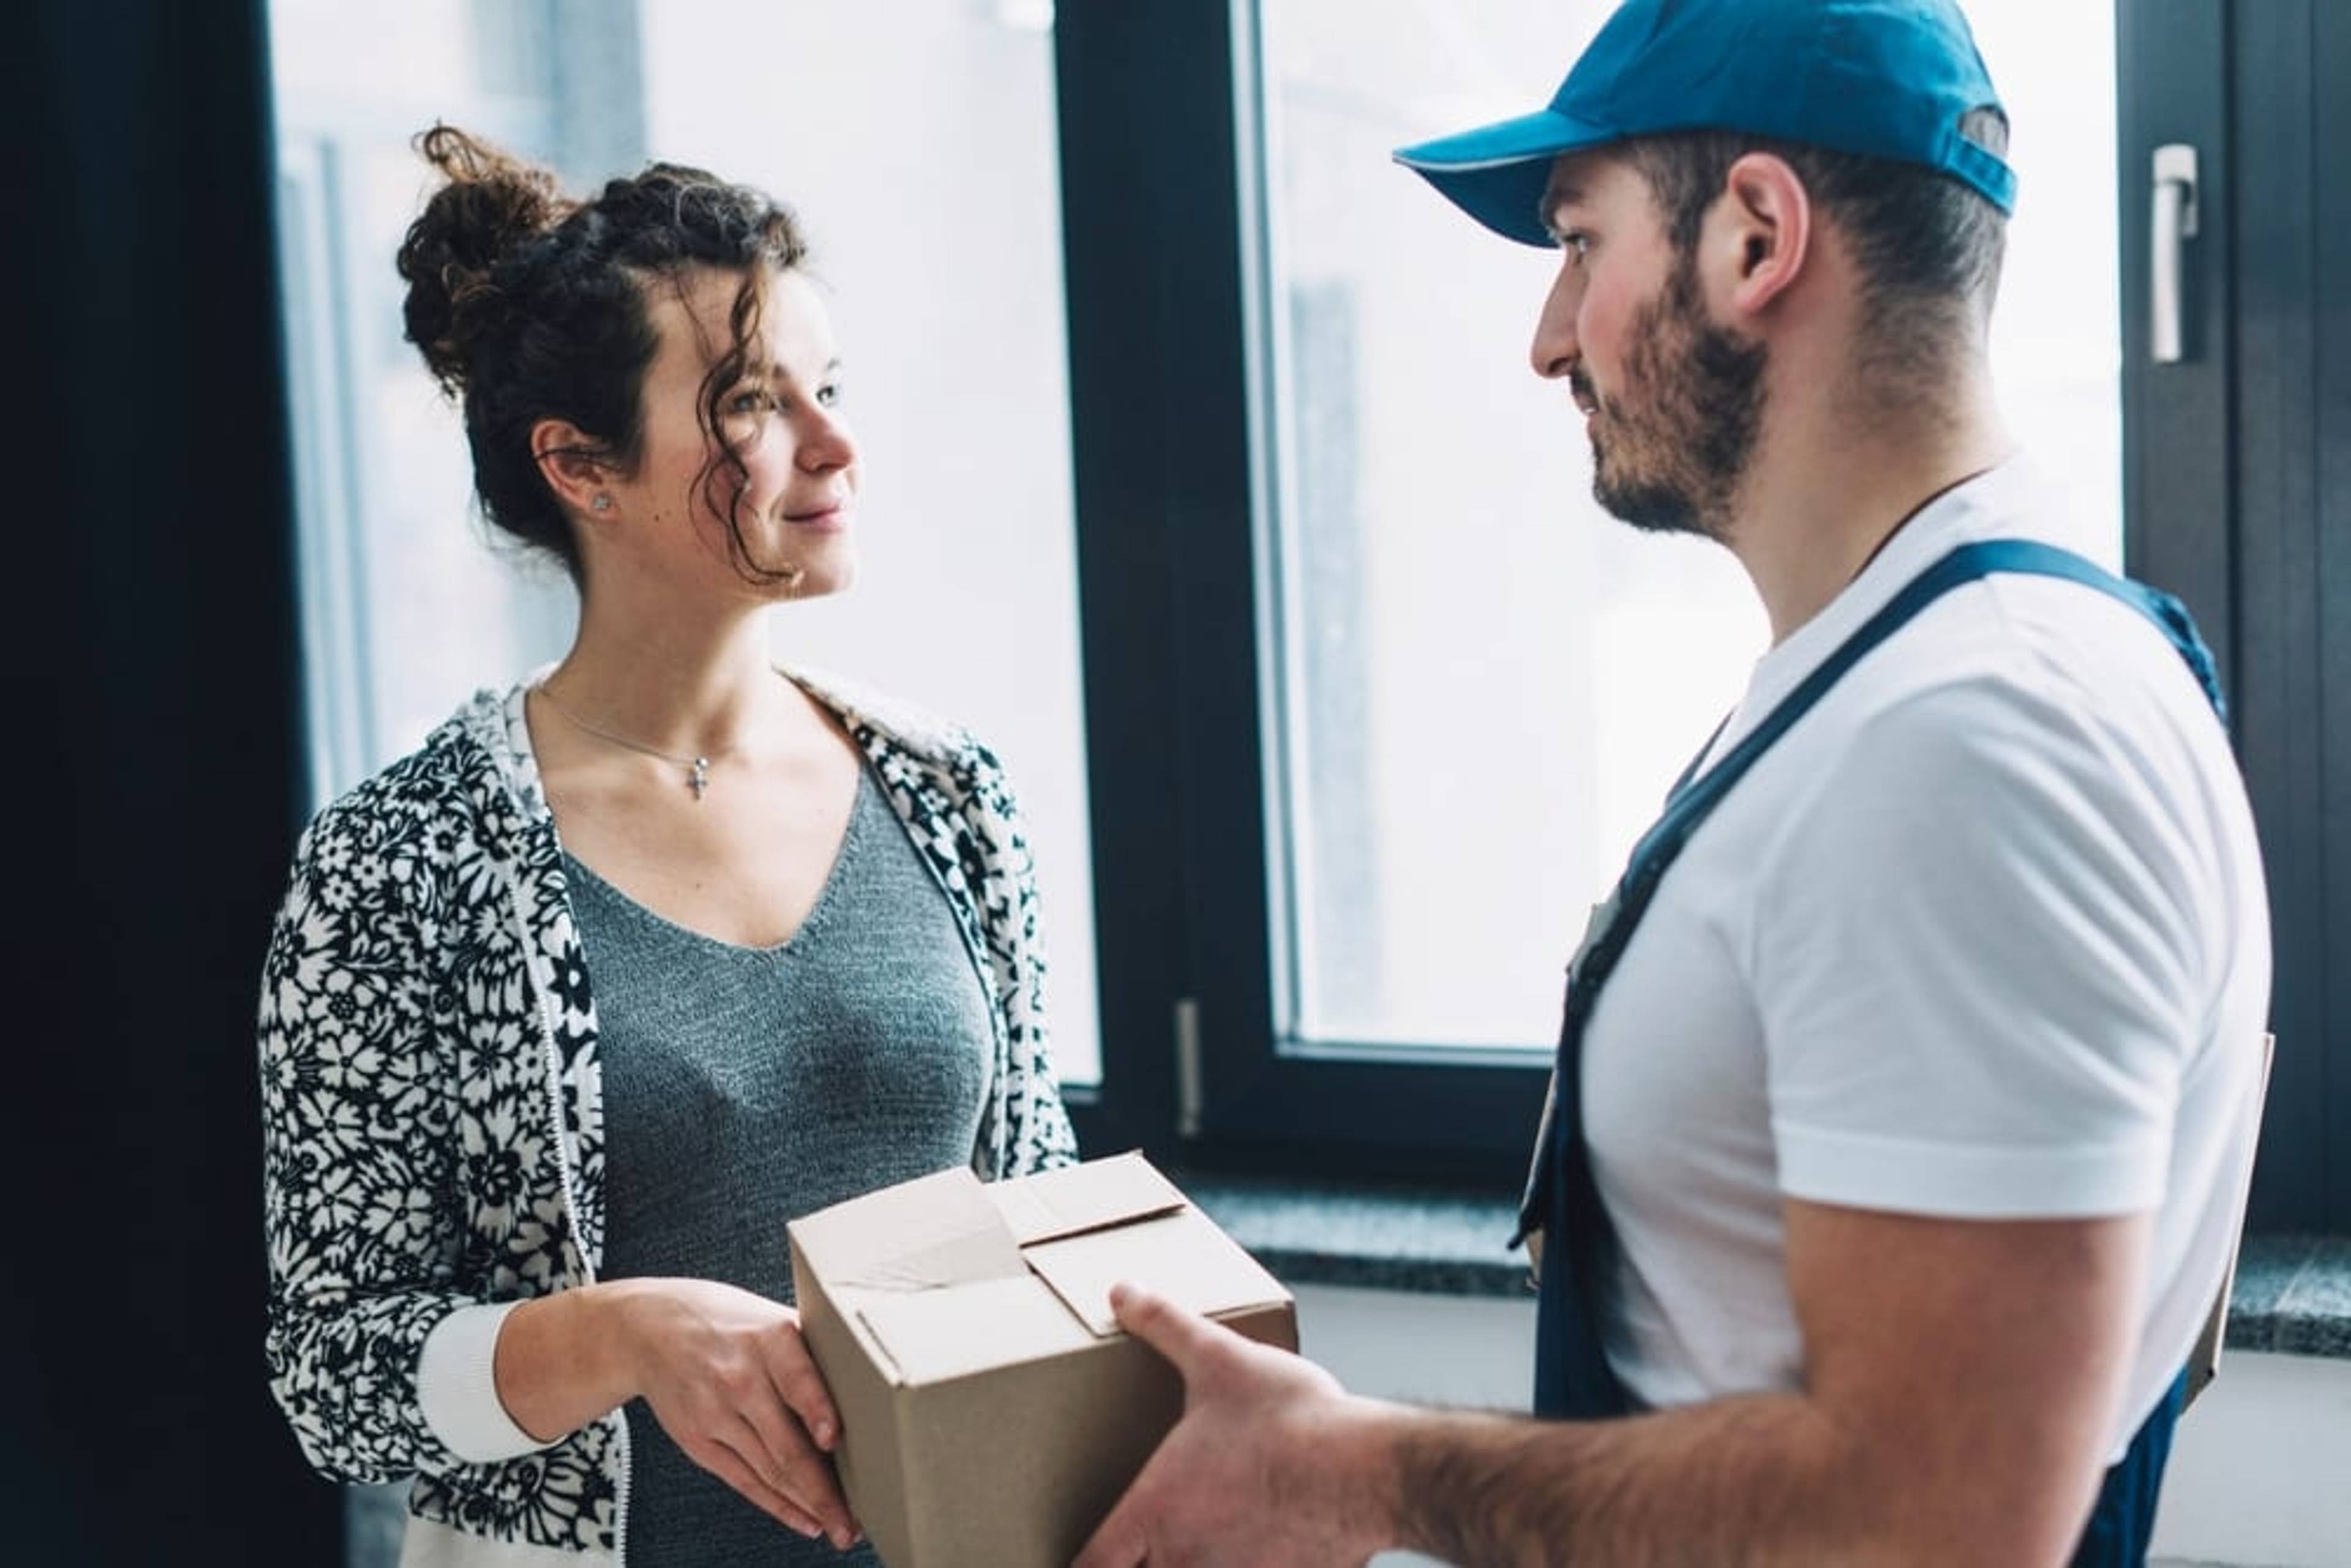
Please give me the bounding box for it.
[1292,1284,2351,1568]
[2154,1349,2351,1567]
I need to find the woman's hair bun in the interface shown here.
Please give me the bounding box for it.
[394,124,574,394]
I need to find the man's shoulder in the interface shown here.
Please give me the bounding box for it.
[1829,538,2219,754]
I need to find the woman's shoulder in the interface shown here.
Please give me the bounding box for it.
[300,683,536,852]
[787,666,1003,777]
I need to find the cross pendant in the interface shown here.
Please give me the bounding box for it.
[688,757,710,799]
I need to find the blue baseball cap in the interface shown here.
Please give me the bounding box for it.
[1393,0,2014,248]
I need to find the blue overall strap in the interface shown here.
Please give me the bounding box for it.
[2074,1367,2190,1567]
[1522,540,2224,1561]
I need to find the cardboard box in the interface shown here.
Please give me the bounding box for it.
[787,1152,1297,1567]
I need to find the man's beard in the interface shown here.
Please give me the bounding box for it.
[1575,255,1768,541]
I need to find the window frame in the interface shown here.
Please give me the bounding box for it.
[1056,0,1545,1187]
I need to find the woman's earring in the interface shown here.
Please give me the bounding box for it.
[591,493,615,513]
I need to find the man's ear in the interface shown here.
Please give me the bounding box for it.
[530,418,618,517]
[1708,151,1813,320]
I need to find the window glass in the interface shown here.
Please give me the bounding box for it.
[1249,0,2120,1049]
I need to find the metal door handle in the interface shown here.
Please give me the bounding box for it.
[2151,143,2199,365]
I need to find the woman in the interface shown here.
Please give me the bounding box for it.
[257,126,1078,1566]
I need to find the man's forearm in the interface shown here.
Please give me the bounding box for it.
[1369,1207,2143,1566]
[1381,1392,1894,1568]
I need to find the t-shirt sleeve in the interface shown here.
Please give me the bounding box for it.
[1748,675,2206,1219]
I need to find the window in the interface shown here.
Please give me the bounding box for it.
[1251,1,1758,1054]
[270,0,590,800]
[1252,0,2122,1055]
[1065,0,2135,1180]
[269,0,2349,1239]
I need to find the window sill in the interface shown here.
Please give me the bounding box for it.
[1183,1171,1531,1299]
[1185,1171,2351,1362]
[2223,1234,2351,1359]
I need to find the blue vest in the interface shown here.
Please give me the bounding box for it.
[1518,539,2226,1568]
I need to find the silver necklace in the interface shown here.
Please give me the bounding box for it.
[533,683,728,800]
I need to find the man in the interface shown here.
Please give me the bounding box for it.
[1074,2,2271,1564]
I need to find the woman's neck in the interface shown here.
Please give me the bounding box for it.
[539,606,795,761]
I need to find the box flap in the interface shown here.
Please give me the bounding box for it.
[853,1274,1100,1386]
[788,1166,1027,1290]
[986,1150,1188,1246]
[1021,1209,1291,1337]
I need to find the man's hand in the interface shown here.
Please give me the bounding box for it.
[1074,1283,1400,1568]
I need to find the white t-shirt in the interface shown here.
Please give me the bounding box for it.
[1582,460,2271,1458]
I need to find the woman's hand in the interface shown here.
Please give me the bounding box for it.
[610,1278,860,1550]
[494,1278,859,1549]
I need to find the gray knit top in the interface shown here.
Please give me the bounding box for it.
[566,766,994,1566]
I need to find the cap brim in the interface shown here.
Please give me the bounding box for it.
[1393,108,1617,248]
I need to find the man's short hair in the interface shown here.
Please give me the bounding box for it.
[1616,108,2011,378]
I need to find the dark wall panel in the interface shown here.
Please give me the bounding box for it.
[7,0,342,1558]
[2227,0,2330,1231]
[2120,0,2234,686]
[2126,0,2349,1231]
[2314,0,2351,1228]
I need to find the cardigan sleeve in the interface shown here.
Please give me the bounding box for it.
[255,801,550,1482]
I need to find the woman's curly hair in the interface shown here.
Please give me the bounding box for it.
[394,124,810,582]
